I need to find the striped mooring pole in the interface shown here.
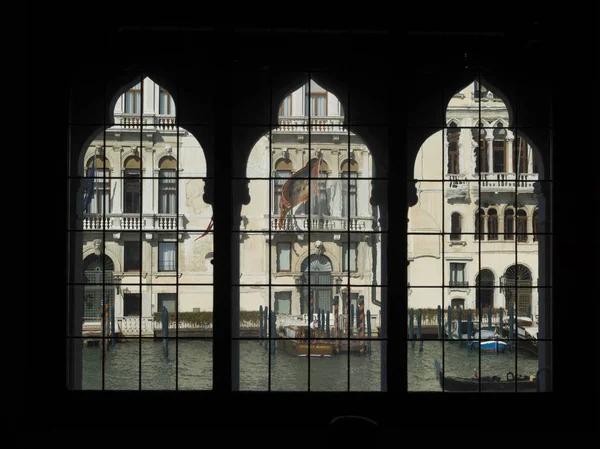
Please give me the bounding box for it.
[488,305,493,331]
[358,295,365,354]
[264,306,269,351]
[508,305,514,352]
[333,295,340,353]
[259,305,264,345]
[350,304,354,336]
[345,294,350,337]
[366,309,372,353]
[270,309,276,355]
[447,306,452,338]
[457,307,462,341]
[110,302,115,349]
[437,305,442,339]
[161,305,169,358]
[417,308,423,352]
[101,302,110,359]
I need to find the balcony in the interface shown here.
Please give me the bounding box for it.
[270,214,374,232]
[276,116,345,133]
[445,174,469,199]
[112,114,180,132]
[82,213,185,231]
[473,172,538,196]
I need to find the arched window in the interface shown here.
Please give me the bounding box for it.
[273,158,293,215]
[503,264,533,317]
[450,212,462,240]
[341,159,358,217]
[517,209,528,242]
[84,155,111,214]
[123,155,141,214]
[488,208,498,240]
[159,86,175,115]
[472,127,488,174]
[124,82,141,114]
[279,94,292,116]
[504,208,515,240]
[158,156,177,214]
[83,254,115,320]
[301,254,333,313]
[305,80,327,116]
[493,124,506,173]
[300,158,329,216]
[447,123,460,175]
[474,209,485,240]
[513,136,528,174]
[476,269,495,310]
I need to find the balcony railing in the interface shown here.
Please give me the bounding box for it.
[276,116,345,133]
[113,114,180,131]
[449,280,469,288]
[271,214,374,231]
[82,213,184,231]
[480,172,538,190]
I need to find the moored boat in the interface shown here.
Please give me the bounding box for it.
[434,360,538,392]
[277,325,335,357]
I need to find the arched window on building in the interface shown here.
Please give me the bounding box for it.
[504,208,515,240]
[273,158,293,215]
[158,156,177,214]
[513,136,528,174]
[493,124,506,173]
[279,94,292,116]
[487,208,498,240]
[305,80,327,116]
[447,123,460,175]
[517,209,528,242]
[503,264,533,317]
[533,209,539,242]
[83,254,115,321]
[123,155,141,213]
[300,158,329,216]
[84,155,111,214]
[124,83,141,114]
[476,269,495,310]
[301,254,333,314]
[472,126,488,173]
[474,208,485,240]
[159,86,176,115]
[450,212,462,241]
[341,159,358,217]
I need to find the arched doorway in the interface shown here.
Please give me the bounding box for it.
[503,264,532,317]
[300,254,333,315]
[83,254,115,321]
[476,269,495,310]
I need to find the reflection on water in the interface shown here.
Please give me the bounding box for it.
[82,339,538,391]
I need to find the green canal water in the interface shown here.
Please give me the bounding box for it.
[82,339,539,391]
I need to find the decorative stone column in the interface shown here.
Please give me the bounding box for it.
[485,131,494,175]
[527,144,534,174]
[506,131,514,174]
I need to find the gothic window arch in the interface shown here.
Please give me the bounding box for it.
[84,155,111,214]
[158,156,177,214]
[450,212,462,240]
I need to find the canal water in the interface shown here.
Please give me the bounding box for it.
[82,339,539,391]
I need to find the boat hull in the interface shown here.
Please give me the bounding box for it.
[278,339,334,357]
[471,340,507,353]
